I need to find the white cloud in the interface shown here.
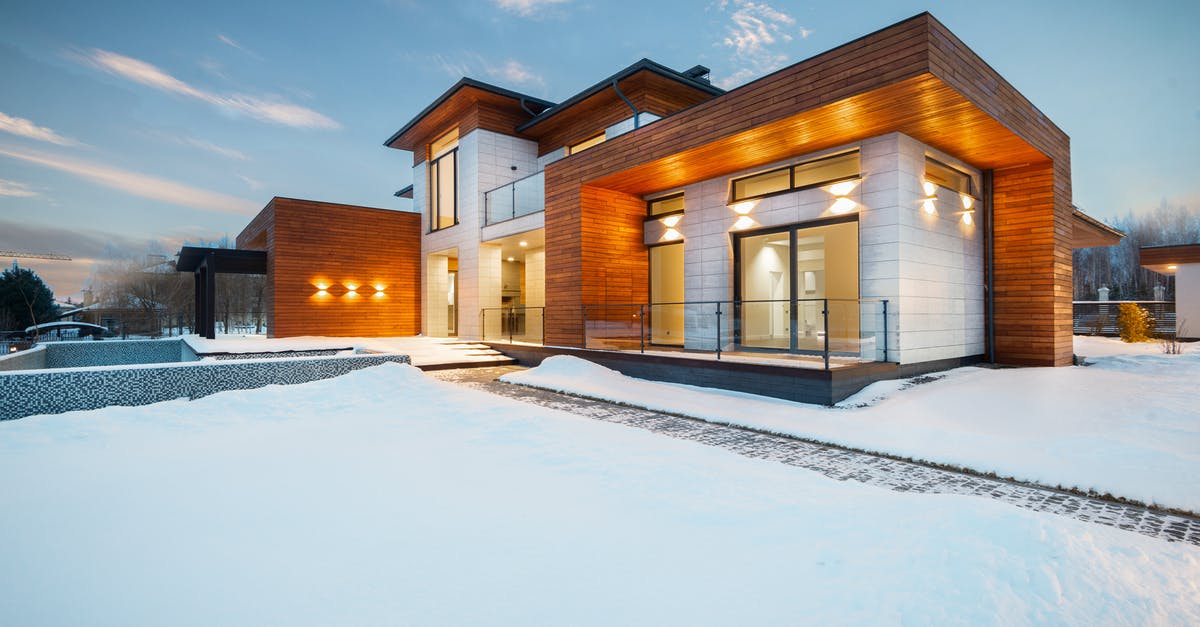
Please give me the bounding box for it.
[236,174,263,190]
[0,111,81,146]
[486,59,545,87]
[82,49,339,130]
[183,137,249,161]
[715,0,810,89]
[493,0,569,18]
[0,143,259,216]
[0,179,38,197]
[216,34,262,60]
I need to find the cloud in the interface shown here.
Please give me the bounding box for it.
[485,59,544,87]
[0,111,81,146]
[236,174,263,190]
[0,179,38,197]
[216,34,263,60]
[0,142,259,216]
[182,137,249,161]
[715,0,809,89]
[80,49,339,130]
[493,0,570,18]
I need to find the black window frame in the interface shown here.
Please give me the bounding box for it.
[428,147,459,233]
[728,150,861,204]
[646,192,686,220]
[924,156,974,197]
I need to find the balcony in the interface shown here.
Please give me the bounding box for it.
[484,171,544,226]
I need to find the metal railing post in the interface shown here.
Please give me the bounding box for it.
[541,307,545,346]
[823,298,830,370]
[882,299,889,362]
[639,304,645,353]
[582,304,588,349]
[715,301,722,361]
[508,307,514,343]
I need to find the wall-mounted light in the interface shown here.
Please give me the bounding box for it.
[732,216,756,230]
[729,200,757,215]
[922,199,937,215]
[661,214,682,228]
[662,228,682,241]
[830,197,858,215]
[961,210,974,226]
[828,180,859,196]
[374,283,386,292]
[961,194,975,210]
[922,180,938,197]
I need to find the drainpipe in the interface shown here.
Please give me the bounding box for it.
[983,169,995,364]
[612,79,640,129]
[519,97,538,118]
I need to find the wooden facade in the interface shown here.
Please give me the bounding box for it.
[236,198,422,338]
[537,13,1077,365]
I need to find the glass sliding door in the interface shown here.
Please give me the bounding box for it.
[736,218,858,353]
[649,243,684,346]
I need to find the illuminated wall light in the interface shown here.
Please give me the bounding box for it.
[661,214,682,228]
[829,197,858,214]
[828,180,859,196]
[1168,264,1178,270]
[922,199,937,215]
[316,289,328,297]
[662,228,682,241]
[961,210,974,226]
[344,283,358,292]
[374,284,386,292]
[729,200,757,215]
[315,282,329,290]
[961,195,975,210]
[732,216,756,230]
[922,180,937,197]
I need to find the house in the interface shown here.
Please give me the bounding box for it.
[1141,244,1200,339]
[223,12,1121,403]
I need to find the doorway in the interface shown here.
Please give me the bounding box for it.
[734,217,858,353]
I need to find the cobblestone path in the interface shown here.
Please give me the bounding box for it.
[430,365,1200,546]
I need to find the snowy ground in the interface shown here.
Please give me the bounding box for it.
[184,334,512,367]
[503,336,1200,514]
[1,363,1197,625]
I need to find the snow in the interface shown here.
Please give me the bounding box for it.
[1,362,1197,624]
[503,336,1200,513]
[183,334,511,367]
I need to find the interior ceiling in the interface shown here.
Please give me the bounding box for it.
[485,228,545,262]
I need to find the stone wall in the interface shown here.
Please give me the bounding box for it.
[0,352,410,421]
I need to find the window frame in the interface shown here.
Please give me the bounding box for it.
[924,156,974,196]
[568,132,606,156]
[729,150,861,204]
[646,192,686,220]
[428,146,459,233]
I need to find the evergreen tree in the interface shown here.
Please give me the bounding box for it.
[0,266,57,332]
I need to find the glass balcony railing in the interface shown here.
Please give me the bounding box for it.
[484,171,544,225]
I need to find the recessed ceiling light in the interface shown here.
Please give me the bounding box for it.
[519,241,528,247]
[506,257,515,262]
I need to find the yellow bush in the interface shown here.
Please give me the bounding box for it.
[1117,302,1153,342]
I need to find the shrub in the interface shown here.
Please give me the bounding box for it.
[1116,302,1153,342]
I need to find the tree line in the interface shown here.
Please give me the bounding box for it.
[1073,201,1199,301]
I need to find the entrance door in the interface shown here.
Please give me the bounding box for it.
[735,218,859,352]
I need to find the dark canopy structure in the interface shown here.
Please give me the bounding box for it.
[175,246,267,339]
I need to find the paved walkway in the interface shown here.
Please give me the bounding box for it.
[431,365,1200,546]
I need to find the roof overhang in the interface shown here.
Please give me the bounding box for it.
[516,59,724,135]
[175,246,267,274]
[384,78,554,151]
[1071,208,1124,248]
[1140,244,1200,275]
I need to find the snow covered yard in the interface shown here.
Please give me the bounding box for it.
[184,334,512,367]
[504,336,1200,514]
[2,362,1199,625]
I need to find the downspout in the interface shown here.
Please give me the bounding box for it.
[612,79,640,129]
[519,97,538,118]
[983,169,995,363]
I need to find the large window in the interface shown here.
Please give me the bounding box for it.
[649,243,684,346]
[429,130,458,231]
[730,151,860,203]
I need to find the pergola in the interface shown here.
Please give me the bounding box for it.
[175,246,267,339]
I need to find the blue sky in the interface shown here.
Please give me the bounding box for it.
[1,0,1197,299]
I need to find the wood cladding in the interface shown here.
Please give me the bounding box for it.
[387,86,543,166]
[235,198,422,338]
[1140,244,1200,274]
[521,71,718,156]
[541,12,1076,365]
[545,186,648,347]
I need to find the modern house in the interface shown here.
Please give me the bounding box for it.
[223,12,1121,402]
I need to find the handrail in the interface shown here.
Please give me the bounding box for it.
[483,171,545,225]
[480,306,545,344]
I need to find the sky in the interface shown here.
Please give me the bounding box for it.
[1,0,1197,300]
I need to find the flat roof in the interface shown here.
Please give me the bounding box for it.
[176,246,267,274]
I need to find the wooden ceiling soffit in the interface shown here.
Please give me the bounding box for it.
[1140,244,1200,275]
[386,85,545,153]
[1071,210,1123,249]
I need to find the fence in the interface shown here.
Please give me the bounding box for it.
[1072,301,1175,336]
[481,306,545,344]
[579,298,889,370]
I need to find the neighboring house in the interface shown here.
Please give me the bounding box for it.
[1141,244,1200,339]
[219,12,1121,401]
